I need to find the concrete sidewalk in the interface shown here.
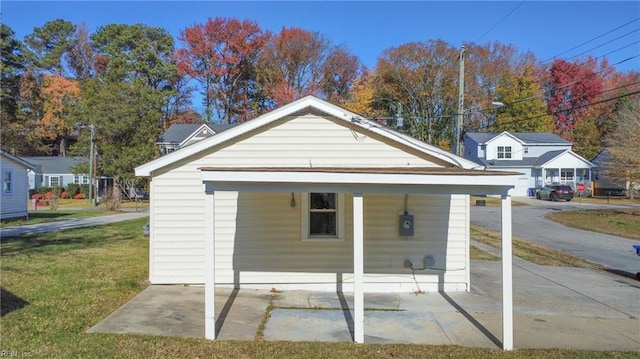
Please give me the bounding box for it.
[87,257,640,351]
[0,211,149,238]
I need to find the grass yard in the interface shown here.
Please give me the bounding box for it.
[1,219,635,358]
[546,209,640,240]
[0,209,115,228]
[471,225,604,269]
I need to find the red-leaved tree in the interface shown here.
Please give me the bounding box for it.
[257,27,360,107]
[177,17,268,123]
[545,58,609,139]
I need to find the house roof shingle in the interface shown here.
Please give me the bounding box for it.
[466,132,570,145]
[158,123,237,144]
[21,156,88,174]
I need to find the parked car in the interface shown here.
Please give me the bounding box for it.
[536,185,574,201]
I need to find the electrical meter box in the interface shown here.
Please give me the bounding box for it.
[399,212,414,236]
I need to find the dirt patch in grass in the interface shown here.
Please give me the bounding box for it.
[546,209,640,240]
[471,225,603,269]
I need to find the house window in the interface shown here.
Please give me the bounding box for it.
[3,170,12,194]
[561,169,574,181]
[524,146,529,154]
[301,192,345,241]
[497,146,512,159]
[49,176,61,187]
[74,175,89,184]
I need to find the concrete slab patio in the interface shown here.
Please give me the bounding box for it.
[88,258,640,351]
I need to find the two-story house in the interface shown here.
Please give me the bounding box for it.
[156,123,236,156]
[464,132,595,196]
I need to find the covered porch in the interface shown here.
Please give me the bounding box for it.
[200,167,518,350]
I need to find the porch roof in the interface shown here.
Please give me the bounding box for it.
[200,166,520,196]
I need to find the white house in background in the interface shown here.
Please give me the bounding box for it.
[135,96,519,347]
[1,149,35,220]
[156,123,236,156]
[463,132,595,196]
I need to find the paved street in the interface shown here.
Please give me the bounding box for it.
[0,210,149,238]
[471,197,640,277]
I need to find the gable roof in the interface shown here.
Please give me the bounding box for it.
[136,96,482,176]
[0,149,36,170]
[21,156,88,174]
[158,123,237,145]
[466,132,570,145]
[535,149,594,167]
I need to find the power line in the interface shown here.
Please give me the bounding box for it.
[543,17,640,62]
[473,1,526,43]
[565,28,640,63]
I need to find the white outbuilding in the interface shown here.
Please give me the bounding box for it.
[135,96,519,349]
[1,149,35,221]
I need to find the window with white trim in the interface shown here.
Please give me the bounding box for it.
[49,176,61,187]
[497,146,512,159]
[301,192,345,241]
[74,175,89,184]
[3,170,13,194]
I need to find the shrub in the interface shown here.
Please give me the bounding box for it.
[31,193,43,200]
[74,193,85,199]
[60,192,68,199]
[66,183,81,197]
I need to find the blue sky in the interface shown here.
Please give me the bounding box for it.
[3,1,639,73]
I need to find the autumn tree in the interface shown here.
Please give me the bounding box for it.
[463,42,540,131]
[544,58,609,139]
[370,40,458,145]
[257,27,360,108]
[37,75,81,156]
[605,99,640,199]
[493,63,554,132]
[177,17,268,123]
[342,69,375,116]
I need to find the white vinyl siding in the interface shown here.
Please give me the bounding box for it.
[148,113,469,291]
[189,115,438,168]
[0,157,30,220]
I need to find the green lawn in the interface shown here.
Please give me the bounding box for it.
[1,219,636,358]
[0,209,115,228]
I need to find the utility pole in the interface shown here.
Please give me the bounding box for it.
[455,45,466,157]
[88,124,95,207]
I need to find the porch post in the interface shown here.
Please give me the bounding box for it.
[501,193,513,350]
[204,184,216,340]
[353,192,364,343]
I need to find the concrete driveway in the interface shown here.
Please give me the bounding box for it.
[88,253,640,350]
[472,197,640,277]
